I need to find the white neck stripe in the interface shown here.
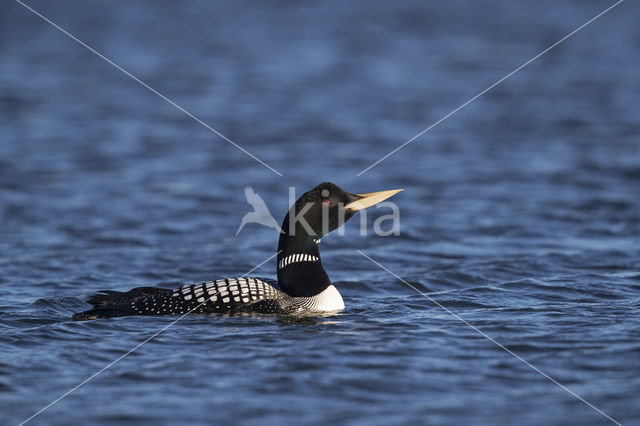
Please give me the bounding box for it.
[279,253,319,270]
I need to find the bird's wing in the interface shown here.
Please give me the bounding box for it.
[245,186,270,211]
[73,278,284,320]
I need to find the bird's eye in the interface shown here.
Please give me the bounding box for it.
[323,199,332,206]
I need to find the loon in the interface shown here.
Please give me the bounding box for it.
[73,182,402,320]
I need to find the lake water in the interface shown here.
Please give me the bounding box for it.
[1,0,639,424]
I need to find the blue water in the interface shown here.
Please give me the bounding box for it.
[1,0,639,424]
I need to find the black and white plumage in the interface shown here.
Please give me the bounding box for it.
[73,183,402,320]
[73,278,345,320]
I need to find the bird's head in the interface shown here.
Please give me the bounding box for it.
[280,182,403,242]
[276,182,403,297]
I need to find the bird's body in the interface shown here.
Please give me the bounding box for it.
[73,183,401,320]
[72,278,344,320]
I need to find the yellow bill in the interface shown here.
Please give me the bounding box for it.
[345,189,404,212]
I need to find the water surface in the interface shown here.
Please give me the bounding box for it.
[1,0,639,424]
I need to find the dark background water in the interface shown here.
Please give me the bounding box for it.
[1,0,639,424]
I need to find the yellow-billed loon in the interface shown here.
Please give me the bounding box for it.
[73,182,402,320]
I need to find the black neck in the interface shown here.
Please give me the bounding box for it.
[276,217,331,297]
